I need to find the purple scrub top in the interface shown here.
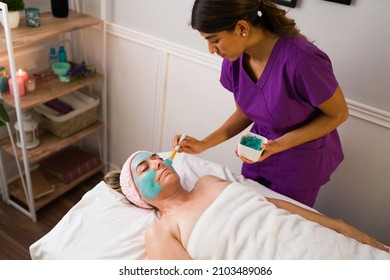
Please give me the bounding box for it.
[220,36,344,206]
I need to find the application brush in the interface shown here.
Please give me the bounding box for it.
[169,134,186,160]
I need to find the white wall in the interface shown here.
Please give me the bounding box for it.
[103,0,390,111]
[16,0,390,245]
[288,0,390,112]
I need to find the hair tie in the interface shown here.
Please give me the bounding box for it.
[258,0,263,18]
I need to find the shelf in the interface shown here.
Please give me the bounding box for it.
[0,10,103,53]
[9,164,103,211]
[1,70,104,110]
[0,4,107,221]
[0,121,103,164]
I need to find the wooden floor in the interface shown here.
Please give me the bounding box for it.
[0,172,103,260]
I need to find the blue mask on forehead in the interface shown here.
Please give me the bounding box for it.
[131,152,174,200]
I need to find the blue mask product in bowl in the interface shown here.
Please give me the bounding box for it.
[240,135,263,151]
[237,132,268,161]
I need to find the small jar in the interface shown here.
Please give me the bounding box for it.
[25,7,40,27]
[0,67,9,92]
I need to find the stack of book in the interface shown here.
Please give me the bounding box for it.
[9,169,55,200]
[39,146,101,183]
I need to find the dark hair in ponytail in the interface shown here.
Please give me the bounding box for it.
[191,0,301,37]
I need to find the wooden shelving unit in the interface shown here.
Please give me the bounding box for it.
[0,11,103,53]
[0,70,104,110]
[0,6,107,221]
[0,122,103,163]
[9,163,103,211]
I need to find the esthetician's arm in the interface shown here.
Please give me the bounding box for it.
[266,197,389,252]
[175,102,252,154]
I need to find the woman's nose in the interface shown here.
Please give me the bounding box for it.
[151,159,162,170]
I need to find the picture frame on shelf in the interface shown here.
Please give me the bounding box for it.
[270,0,297,8]
[323,0,352,5]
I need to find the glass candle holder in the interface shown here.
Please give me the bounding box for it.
[25,7,40,27]
[25,78,36,92]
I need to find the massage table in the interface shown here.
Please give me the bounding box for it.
[29,152,390,260]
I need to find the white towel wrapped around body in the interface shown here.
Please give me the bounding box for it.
[186,182,390,260]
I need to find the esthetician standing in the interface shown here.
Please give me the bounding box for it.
[173,0,349,207]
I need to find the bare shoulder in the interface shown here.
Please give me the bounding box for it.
[145,221,161,243]
[145,218,173,240]
[194,175,231,190]
[145,218,192,259]
[145,220,172,251]
[196,174,230,184]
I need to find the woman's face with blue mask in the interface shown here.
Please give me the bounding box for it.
[131,152,175,201]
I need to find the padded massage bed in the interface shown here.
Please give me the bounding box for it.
[29,152,390,260]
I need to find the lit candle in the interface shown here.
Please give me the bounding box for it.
[16,68,28,82]
[25,78,36,92]
[8,77,26,96]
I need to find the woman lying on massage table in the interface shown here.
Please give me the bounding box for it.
[103,151,389,260]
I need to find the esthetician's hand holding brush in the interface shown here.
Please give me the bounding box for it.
[171,134,210,155]
[169,134,186,160]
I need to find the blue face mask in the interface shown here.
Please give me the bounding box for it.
[131,152,174,201]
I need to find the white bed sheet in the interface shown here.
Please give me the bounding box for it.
[29,152,389,260]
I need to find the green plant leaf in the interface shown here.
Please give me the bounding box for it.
[0,99,10,127]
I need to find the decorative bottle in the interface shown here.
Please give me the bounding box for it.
[51,0,69,18]
[58,46,67,63]
[48,48,58,67]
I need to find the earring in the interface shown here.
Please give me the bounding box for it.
[241,32,248,37]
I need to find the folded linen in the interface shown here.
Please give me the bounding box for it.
[72,91,95,104]
[44,98,73,114]
[58,93,87,109]
[35,104,61,116]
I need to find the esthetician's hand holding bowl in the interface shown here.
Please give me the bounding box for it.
[236,132,285,164]
[237,132,268,163]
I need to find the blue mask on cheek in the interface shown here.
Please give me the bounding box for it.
[163,158,173,169]
[131,152,162,200]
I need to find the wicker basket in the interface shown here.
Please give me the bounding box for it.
[34,92,99,138]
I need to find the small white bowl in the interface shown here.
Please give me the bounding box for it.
[237,132,268,161]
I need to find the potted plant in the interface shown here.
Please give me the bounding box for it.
[0,0,25,29]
